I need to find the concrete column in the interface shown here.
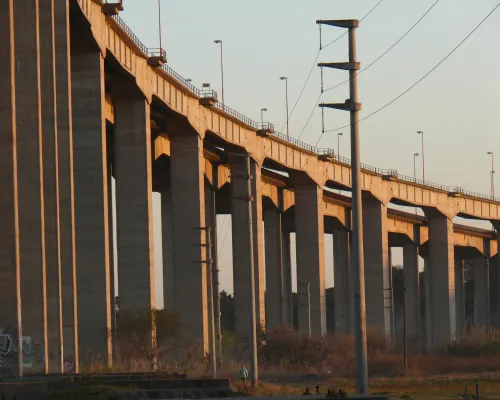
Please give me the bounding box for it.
[160,184,174,311]
[264,208,284,331]
[423,257,432,349]
[251,163,266,329]
[54,0,78,371]
[230,157,264,349]
[40,0,63,373]
[0,0,22,377]
[294,177,326,337]
[362,196,392,342]
[170,131,208,353]
[455,257,466,336]
[72,47,112,364]
[428,215,456,346]
[13,0,49,375]
[333,228,352,334]
[282,228,294,326]
[474,257,490,329]
[403,243,420,338]
[114,87,155,318]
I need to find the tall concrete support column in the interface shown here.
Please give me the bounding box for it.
[403,242,420,338]
[427,214,456,346]
[160,183,174,311]
[423,257,432,349]
[454,257,466,336]
[72,45,112,364]
[264,208,284,331]
[169,130,208,353]
[0,0,22,377]
[333,228,352,334]
[13,0,49,375]
[293,176,326,337]
[113,85,155,318]
[362,196,392,341]
[474,255,490,329]
[40,0,63,373]
[55,0,78,371]
[231,157,265,347]
[282,227,294,326]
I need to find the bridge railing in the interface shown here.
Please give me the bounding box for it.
[105,9,499,204]
[111,15,149,56]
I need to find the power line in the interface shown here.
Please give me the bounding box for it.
[324,1,500,134]
[324,0,441,93]
[280,0,386,132]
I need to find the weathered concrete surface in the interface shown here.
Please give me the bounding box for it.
[403,241,420,338]
[160,184,175,312]
[293,176,326,337]
[264,208,284,330]
[428,215,456,346]
[282,227,294,326]
[362,196,392,342]
[40,0,63,373]
[474,252,490,328]
[113,85,155,316]
[0,0,22,378]
[15,0,48,375]
[454,256,465,336]
[169,130,208,353]
[55,0,78,371]
[333,228,352,334]
[72,46,112,364]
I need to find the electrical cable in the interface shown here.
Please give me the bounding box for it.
[323,0,500,134]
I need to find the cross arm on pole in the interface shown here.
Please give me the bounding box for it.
[320,100,362,112]
[318,62,360,71]
[316,19,359,28]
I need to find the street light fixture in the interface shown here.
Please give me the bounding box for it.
[260,108,267,126]
[413,153,419,180]
[487,151,495,199]
[416,131,425,182]
[337,132,343,159]
[214,40,225,107]
[280,77,289,138]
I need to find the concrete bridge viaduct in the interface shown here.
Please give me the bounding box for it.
[1,0,500,375]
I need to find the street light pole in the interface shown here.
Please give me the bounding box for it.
[417,131,425,182]
[280,77,289,138]
[337,132,343,159]
[487,151,495,198]
[261,108,267,126]
[413,153,419,180]
[214,40,225,107]
[158,0,162,50]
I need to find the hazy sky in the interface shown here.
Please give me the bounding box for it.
[115,1,500,307]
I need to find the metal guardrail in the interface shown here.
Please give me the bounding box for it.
[105,7,500,204]
[148,48,167,59]
[111,15,148,56]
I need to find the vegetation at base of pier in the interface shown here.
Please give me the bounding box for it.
[46,385,112,400]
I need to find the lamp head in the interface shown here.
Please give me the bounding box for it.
[488,151,493,155]
[280,76,287,81]
[417,130,423,134]
[338,132,343,136]
[214,40,222,44]
[414,153,419,157]
[261,108,267,112]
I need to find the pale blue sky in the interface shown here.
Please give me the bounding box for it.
[115,1,500,307]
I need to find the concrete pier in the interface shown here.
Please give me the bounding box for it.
[55,0,78,371]
[113,84,155,317]
[403,242,420,338]
[231,157,262,349]
[474,255,490,329]
[0,0,22,377]
[362,196,392,341]
[264,207,284,330]
[169,130,208,353]
[454,256,465,336]
[72,47,112,364]
[160,183,175,312]
[281,225,294,327]
[15,0,49,375]
[423,257,432,349]
[428,215,456,346]
[40,0,63,373]
[333,228,352,334]
[293,176,326,337]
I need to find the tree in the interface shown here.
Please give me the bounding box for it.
[111,308,180,371]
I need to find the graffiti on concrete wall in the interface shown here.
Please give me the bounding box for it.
[0,326,19,376]
[22,336,45,369]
